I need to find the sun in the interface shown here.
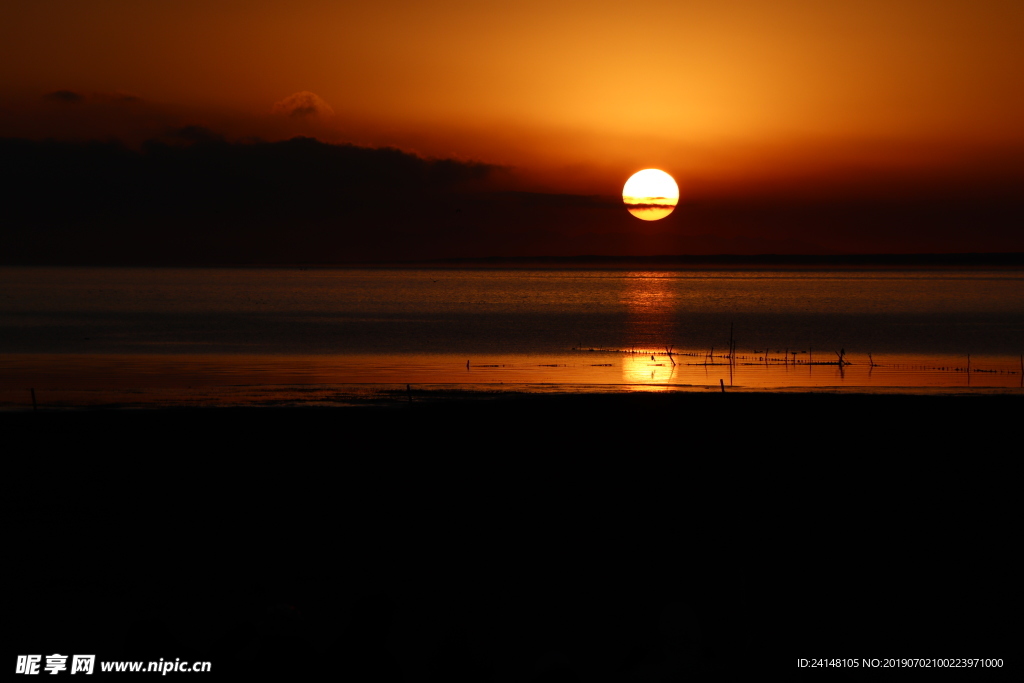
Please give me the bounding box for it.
[622,169,679,221]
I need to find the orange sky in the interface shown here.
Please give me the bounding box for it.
[2,0,1023,257]
[4,0,1022,182]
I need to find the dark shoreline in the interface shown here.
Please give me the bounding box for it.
[10,392,1017,678]
[7,253,1024,269]
[407,253,1024,270]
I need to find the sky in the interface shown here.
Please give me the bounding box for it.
[2,0,1023,261]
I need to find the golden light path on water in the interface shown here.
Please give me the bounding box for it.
[0,352,1019,408]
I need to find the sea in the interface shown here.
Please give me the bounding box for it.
[2,266,1023,407]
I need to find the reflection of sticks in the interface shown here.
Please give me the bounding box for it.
[720,378,725,393]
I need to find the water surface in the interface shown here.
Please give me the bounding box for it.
[2,267,1022,406]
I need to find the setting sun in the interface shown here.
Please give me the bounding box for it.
[622,169,679,221]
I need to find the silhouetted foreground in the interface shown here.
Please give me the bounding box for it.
[7,393,1017,679]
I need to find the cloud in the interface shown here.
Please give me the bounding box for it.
[0,133,508,264]
[624,202,675,210]
[271,91,335,118]
[43,90,84,103]
[42,90,143,105]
